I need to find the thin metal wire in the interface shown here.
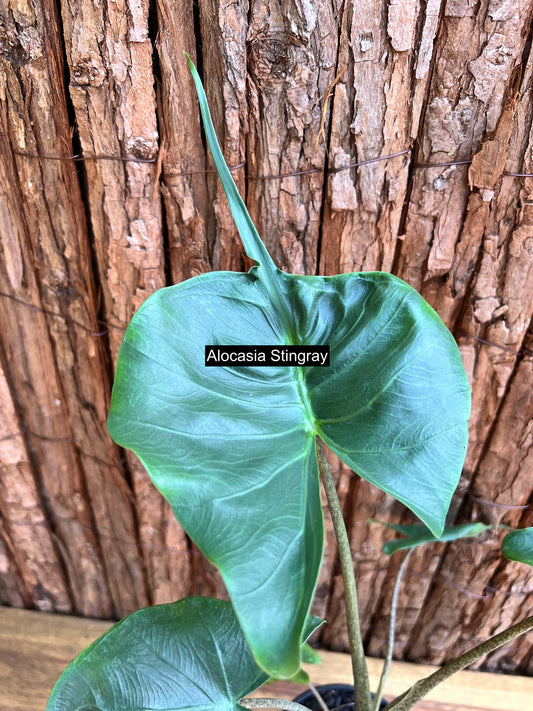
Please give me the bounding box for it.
[468,492,530,510]
[9,144,533,177]
[11,149,158,163]
[0,290,124,336]
[164,161,245,177]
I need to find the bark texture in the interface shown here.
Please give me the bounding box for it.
[0,0,532,673]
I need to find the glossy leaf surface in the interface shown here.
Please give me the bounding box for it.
[373,521,490,555]
[46,598,269,711]
[107,60,470,679]
[502,528,533,566]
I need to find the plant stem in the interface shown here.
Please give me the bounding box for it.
[373,549,413,711]
[240,698,311,711]
[308,681,330,711]
[316,438,373,711]
[383,615,533,711]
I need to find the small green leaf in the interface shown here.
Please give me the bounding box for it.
[286,669,311,684]
[502,528,533,566]
[301,643,322,665]
[302,614,325,640]
[373,520,490,555]
[46,598,269,711]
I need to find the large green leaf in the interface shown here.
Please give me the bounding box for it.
[47,599,323,711]
[107,60,470,679]
[108,274,323,679]
[46,598,269,711]
[502,528,533,566]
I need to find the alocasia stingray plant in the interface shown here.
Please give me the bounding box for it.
[46,58,533,711]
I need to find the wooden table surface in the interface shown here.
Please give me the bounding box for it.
[1,606,531,711]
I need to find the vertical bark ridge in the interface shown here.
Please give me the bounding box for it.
[0,348,71,612]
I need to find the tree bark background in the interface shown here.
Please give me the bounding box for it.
[1,0,532,674]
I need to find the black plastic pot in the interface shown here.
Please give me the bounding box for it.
[293,683,388,711]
